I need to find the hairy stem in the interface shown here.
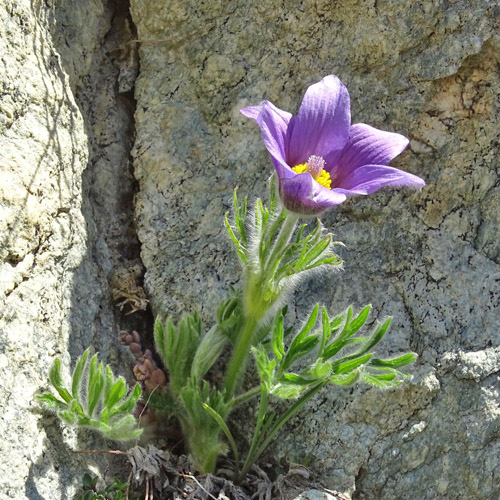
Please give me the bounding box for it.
[264,212,298,278]
[224,315,259,398]
[237,380,328,481]
[232,386,261,407]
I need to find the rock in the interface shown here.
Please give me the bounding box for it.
[0,0,143,498]
[293,489,346,500]
[2,0,499,499]
[130,1,500,499]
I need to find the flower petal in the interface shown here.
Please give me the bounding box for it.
[336,164,425,195]
[240,105,262,121]
[280,173,347,215]
[250,101,295,179]
[332,123,409,183]
[288,75,351,166]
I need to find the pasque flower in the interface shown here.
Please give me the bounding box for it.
[241,75,425,215]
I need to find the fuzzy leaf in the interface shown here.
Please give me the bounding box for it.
[71,350,89,399]
[290,305,319,347]
[191,326,228,381]
[330,370,361,386]
[346,304,371,336]
[39,352,142,442]
[332,353,373,374]
[153,317,166,362]
[282,335,320,372]
[59,410,78,424]
[353,317,392,357]
[361,372,402,388]
[87,356,105,416]
[36,392,67,410]
[305,359,332,380]
[281,373,315,385]
[102,415,142,441]
[271,384,305,399]
[113,383,141,416]
[319,306,331,355]
[299,233,332,268]
[105,378,127,410]
[271,311,285,361]
[253,346,276,391]
[322,306,372,360]
[369,353,417,369]
[49,359,72,403]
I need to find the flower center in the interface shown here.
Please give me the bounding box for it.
[292,155,332,189]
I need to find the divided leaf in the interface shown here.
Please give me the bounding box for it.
[260,304,416,399]
[37,349,142,441]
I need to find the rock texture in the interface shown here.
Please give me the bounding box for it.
[130,1,500,499]
[1,0,499,498]
[0,0,144,498]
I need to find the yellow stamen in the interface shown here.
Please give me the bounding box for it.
[292,160,332,190]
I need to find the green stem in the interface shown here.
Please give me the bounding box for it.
[238,384,269,483]
[232,386,261,407]
[237,380,328,481]
[264,212,298,278]
[224,315,259,398]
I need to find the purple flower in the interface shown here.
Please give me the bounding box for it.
[241,75,425,215]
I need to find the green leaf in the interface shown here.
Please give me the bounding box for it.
[105,378,127,410]
[59,409,78,424]
[79,491,95,500]
[299,233,332,268]
[234,188,248,245]
[282,335,320,372]
[295,224,307,243]
[40,350,142,443]
[353,317,392,357]
[319,306,331,355]
[36,393,67,410]
[271,383,306,399]
[254,198,264,231]
[102,415,142,441]
[361,372,402,388]
[68,397,85,418]
[49,359,72,403]
[155,312,203,393]
[225,212,246,264]
[71,350,89,399]
[191,326,228,381]
[322,306,370,360]
[82,473,98,489]
[332,353,373,374]
[202,403,240,471]
[281,373,316,385]
[346,304,371,336]
[103,365,114,404]
[329,310,347,333]
[369,352,417,369]
[87,355,105,416]
[330,370,361,386]
[290,305,319,347]
[305,359,332,380]
[253,346,275,391]
[303,253,342,271]
[113,383,141,416]
[271,311,285,361]
[153,317,166,362]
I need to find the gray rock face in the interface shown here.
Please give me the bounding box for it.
[1,1,92,497]
[130,1,500,499]
[0,0,142,498]
[293,490,343,500]
[2,0,499,498]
